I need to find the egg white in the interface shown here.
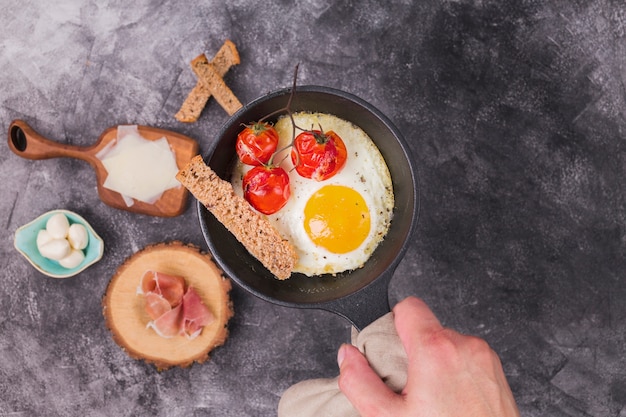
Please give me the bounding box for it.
[231,112,394,276]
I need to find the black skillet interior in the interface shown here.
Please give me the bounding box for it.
[198,85,419,329]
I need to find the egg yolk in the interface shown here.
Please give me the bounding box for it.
[304,185,371,254]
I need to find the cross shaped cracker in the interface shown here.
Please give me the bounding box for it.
[175,40,243,122]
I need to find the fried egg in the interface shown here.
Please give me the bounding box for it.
[231,112,394,276]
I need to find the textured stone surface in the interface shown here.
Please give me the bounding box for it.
[1,0,625,415]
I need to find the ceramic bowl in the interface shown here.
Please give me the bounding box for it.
[14,209,104,278]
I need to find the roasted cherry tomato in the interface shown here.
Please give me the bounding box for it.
[290,129,347,181]
[242,165,291,214]
[236,122,279,166]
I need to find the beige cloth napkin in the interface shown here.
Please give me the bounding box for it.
[278,312,408,417]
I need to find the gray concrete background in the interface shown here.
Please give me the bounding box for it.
[1,0,625,416]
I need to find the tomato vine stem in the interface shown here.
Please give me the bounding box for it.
[254,64,326,168]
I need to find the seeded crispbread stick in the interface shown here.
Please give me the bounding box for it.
[192,58,242,116]
[176,40,241,122]
[176,155,297,280]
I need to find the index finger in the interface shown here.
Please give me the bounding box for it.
[393,296,447,365]
[392,297,446,396]
[393,296,444,344]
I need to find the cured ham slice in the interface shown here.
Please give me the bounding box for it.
[148,304,184,338]
[181,287,214,339]
[139,270,215,339]
[143,292,174,320]
[140,271,186,305]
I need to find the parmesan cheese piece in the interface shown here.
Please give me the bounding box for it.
[98,126,180,206]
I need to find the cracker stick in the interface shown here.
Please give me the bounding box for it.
[176,155,297,280]
[176,40,241,122]
[192,59,243,116]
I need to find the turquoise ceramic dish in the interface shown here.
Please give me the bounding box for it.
[14,209,104,278]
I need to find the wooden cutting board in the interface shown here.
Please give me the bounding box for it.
[8,119,200,217]
[102,241,233,370]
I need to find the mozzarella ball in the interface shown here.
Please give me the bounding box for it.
[38,238,71,261]
[36,229,54,248]
[59,249,85,269]
[46,213,70,239]
[67,223,89,250]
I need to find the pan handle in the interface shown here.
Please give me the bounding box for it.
[320,269,394,331]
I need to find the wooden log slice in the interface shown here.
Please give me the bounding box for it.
[102,241,233,370]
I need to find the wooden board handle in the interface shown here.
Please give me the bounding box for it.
[8,119,97,164]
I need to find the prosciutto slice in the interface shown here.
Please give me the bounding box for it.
[143,292,174,320]
[140,271,186,305]
[139,270,214,339]
[181,288,214,339]
[147,304,184,338]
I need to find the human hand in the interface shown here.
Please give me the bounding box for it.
[337,297,520,417]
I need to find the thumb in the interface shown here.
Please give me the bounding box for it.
[337,344,403,416]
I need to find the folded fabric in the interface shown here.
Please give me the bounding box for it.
[278,312,408,417]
